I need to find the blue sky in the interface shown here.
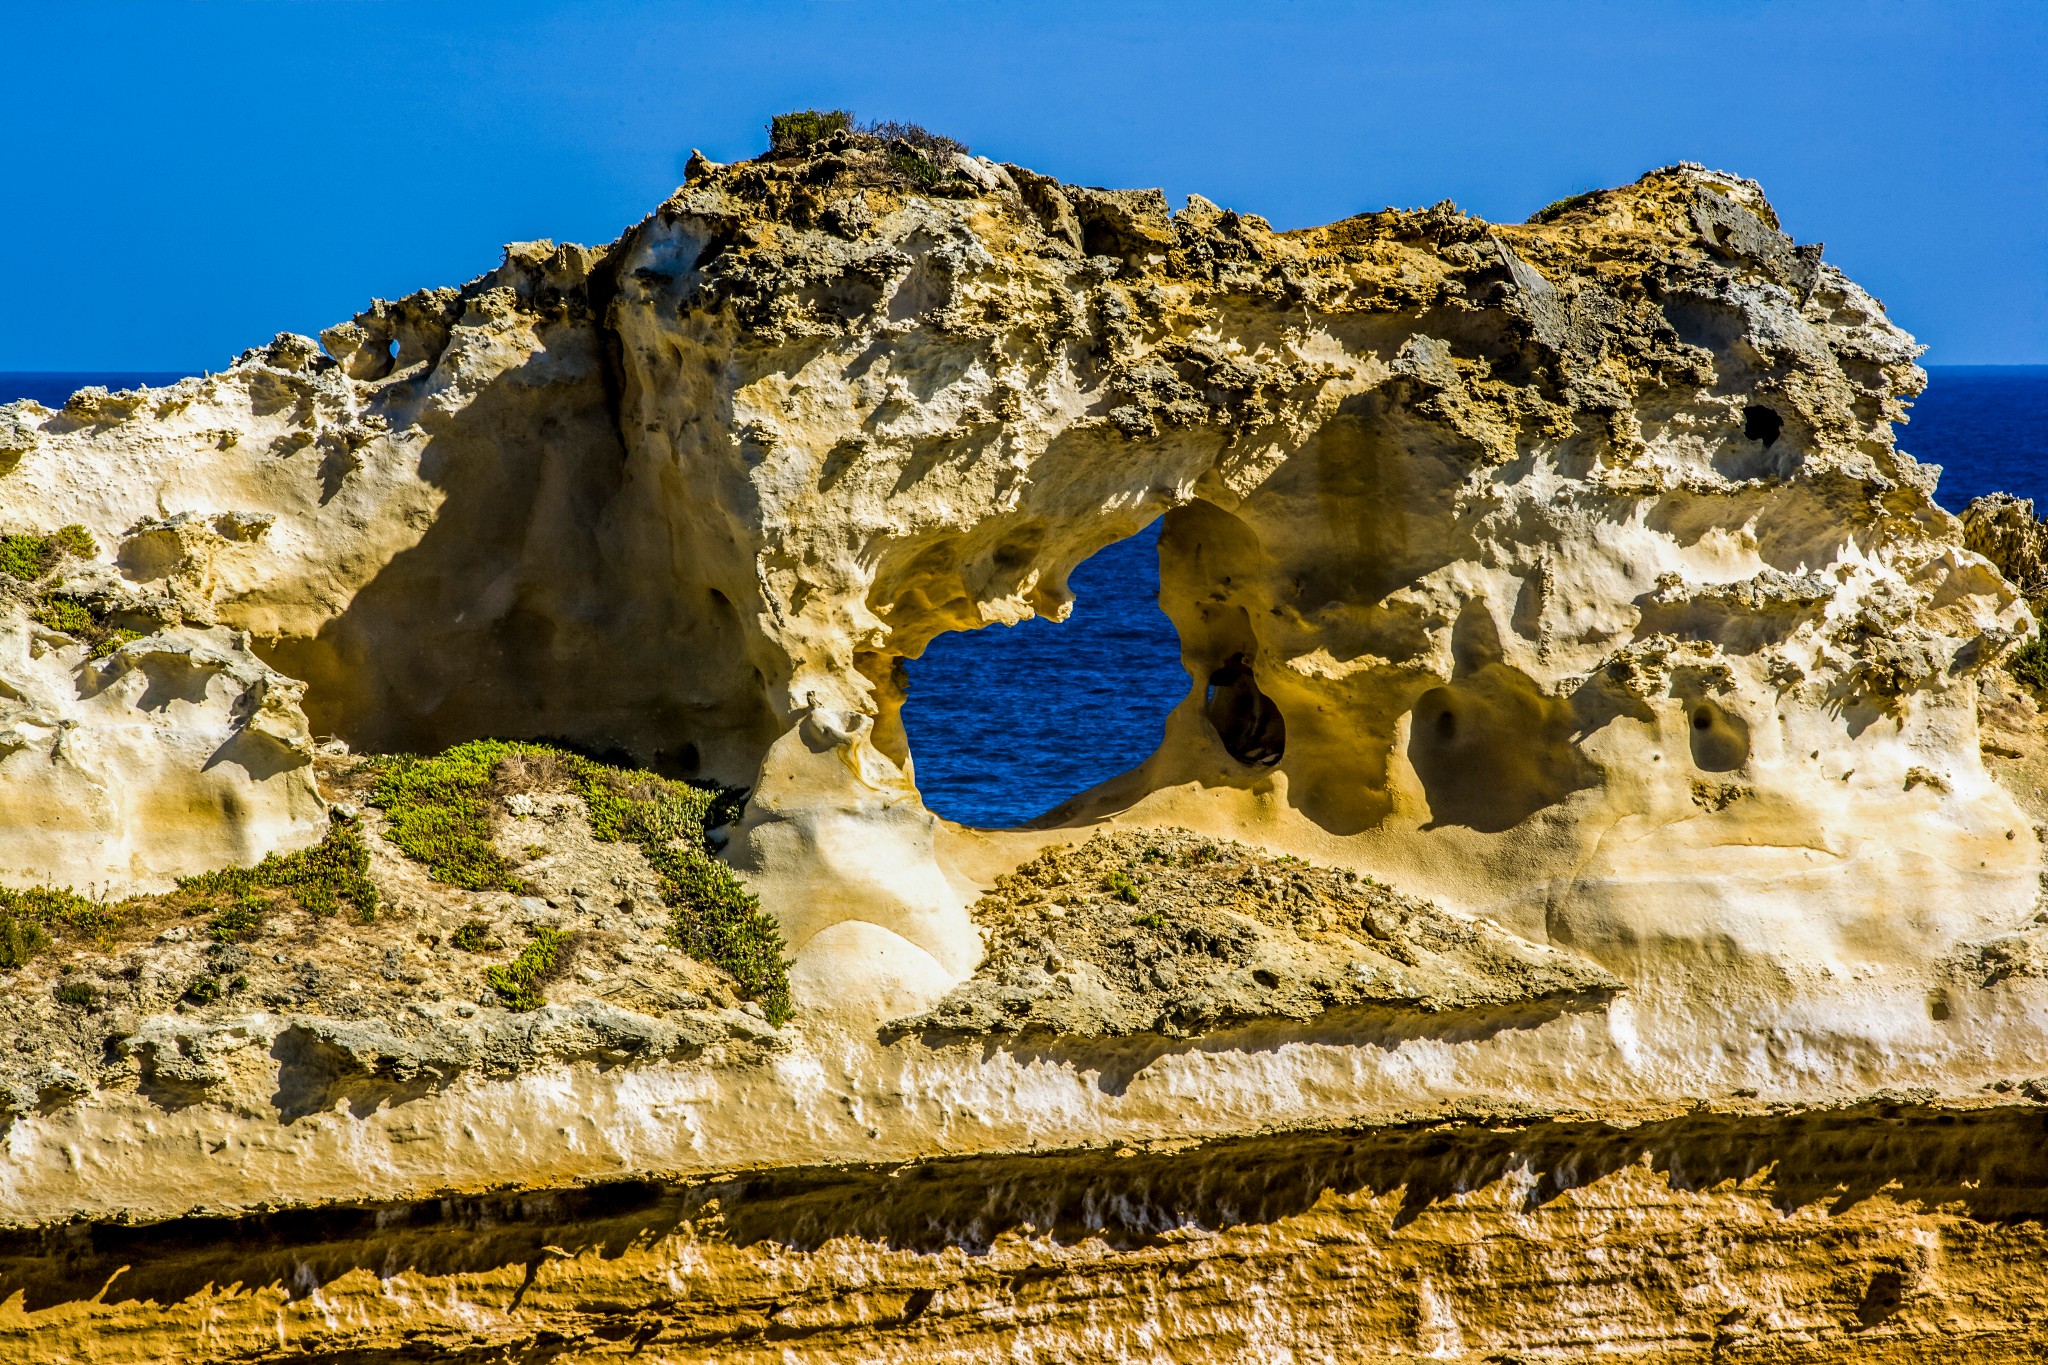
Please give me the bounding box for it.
[4,0,2044,369]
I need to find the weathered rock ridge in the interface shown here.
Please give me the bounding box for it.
[5,129,2048,1358]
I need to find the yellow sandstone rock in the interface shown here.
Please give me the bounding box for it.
[3,129,2048,1359]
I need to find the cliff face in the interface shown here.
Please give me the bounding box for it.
[4,132,2048,1360]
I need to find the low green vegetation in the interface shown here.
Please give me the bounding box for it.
[0,908,50,970]
[767,108,852,154]
[0,525,95,582]
[206,899,266,943]
[0,736,787,1023]
[486,926,564,1011]
[0,817,378,973]
[173,817,377,922]
[370,742,532,891]
[31,593,143,658]
[2010,636,2048,690]
[1104,868,1143,904]
[368,740,789,1023]
[450,918,501,953]
[1528,188,1605,224]
[761,110,967,192]
[0,885,114,967]
[53,978,96,1009]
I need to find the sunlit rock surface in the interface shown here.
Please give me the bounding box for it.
[5,132,2048,1359]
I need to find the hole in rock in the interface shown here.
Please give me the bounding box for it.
[1743,404,1782,446]
[1204,654,1285,767]
[1407,675,1592,833]
[902,523,1186,828]
[1687,700,1751,772]
[1857,1270,1909,1328]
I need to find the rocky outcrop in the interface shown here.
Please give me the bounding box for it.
[4,126,2048,1359]
[895,828,1619,1041]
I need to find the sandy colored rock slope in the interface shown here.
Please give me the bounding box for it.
[5,126,2048,1358]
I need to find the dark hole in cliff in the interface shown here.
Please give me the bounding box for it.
[1407,676,1594,833]
[1204,654,1285,767]
[1857,1270,1908,1327]
[1688,700,1751,772]
[901,522,1185,828]
[1743,404,1782,446]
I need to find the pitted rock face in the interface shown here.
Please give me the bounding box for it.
[0,138,2036,1064]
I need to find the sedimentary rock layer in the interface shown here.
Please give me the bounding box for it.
[8,1101,2048,1362]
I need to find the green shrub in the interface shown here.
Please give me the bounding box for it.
[486,926,564,1011]
[369,740,791,1023]
[0,817,370,973]
[184,975,223,1005]
[53,979,96,1009]
[30,593,143,658]
[0,909,51,969]
[1134,909,1169,930]
[1527,189,1603,224]
[175,817,377,922]
[369,740,530,891]
[767,108,852,155]
[207,898,266,943]
[0,885,113,968]
[645,839,790,1024]
[450,918,500,953]
[2011,636,2048,690]
[862,119,966,160]
[0,525,95,582]
[1104,869,1143,904]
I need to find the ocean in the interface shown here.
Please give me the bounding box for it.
[4,366,2044,826]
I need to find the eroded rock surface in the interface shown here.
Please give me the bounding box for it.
[897,828,1618,1038]
[0,758,776,1133]
[5,126,2048,1359]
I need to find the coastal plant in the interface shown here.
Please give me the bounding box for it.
[859,119,966,190]
[173,817,377,922]
[0,525,95,581]
[1527,188,1605,224]
[368,739,790,1022]
[0,907,51,969]
[53,979,96,1009]
[0,820,376,972]
[30,593,142,658]
[450,918,501,953]
[486,926,565,1011]
[369,741,531,891]
[2009,636,2048,691]
[767,108,852,155]
[861,119,967,161]
[1104,868,1143,904]
[0,885,115,964]
[207,898,266,943]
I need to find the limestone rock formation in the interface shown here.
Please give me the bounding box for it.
[895,828,1621,1040]
[4,126,2048,1359]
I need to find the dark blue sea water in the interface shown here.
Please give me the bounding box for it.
[5,366,2045,827]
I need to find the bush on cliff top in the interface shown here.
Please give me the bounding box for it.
[761,110,969,192]
[767,108,852,154]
